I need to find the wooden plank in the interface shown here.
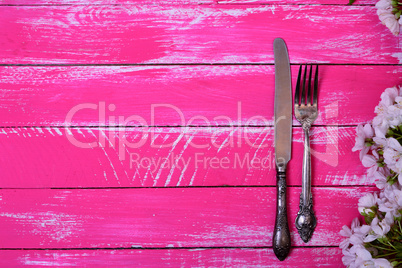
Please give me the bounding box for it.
[0,65,395,127]
[0,126,366,188]
[219,0,374,4]
[0,0,376,5]
[0,248,343,267]
[0,0,216,4]
[0,6,399,64]
[0,187,368,248]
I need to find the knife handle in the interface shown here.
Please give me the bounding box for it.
[273,167,291,261]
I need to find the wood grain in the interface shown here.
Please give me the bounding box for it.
[0,187,368,248]
[0,0,377,5]
[0,248,343,267]
[0,126,367,188]
[0,65,397,127]
[0,5,400,64]
[218,0,375,4]
[0,0,216,4]
[0,1,385,266]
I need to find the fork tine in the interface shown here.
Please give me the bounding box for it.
[313,65,318,106]
[295,64,302,105]
[301,64,307,105]
[307,64,312,105]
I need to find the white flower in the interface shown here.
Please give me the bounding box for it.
[383,138,402,176]
[355,245,375,267]
[394,96,402,109]
[373,135,388,147]
[358,193,378,215]
[364,217,391,242]
[342,246,358,267]
[353,124,375,160]
[375,0,393,9]
[378,184,402,222]
[343,244,375,268]
[372,170,390,189]
[340,218,360,250]
[380,86,399,109]
[386,103,402,127]
[342,86,402,267]
[373,258,393,268]
[374,86,400,128]
[340,218,371,251]
[374,86,402,134]
[362,150,383,178]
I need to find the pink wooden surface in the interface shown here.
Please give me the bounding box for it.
[0,65,399,126]
[2,248,344,267]
[0,0,398,266]
[0,6,400,64]
[0,187,368,248]
[219,0,374,3]
[0,248,343,267]
[0,0,217,4]
[0,0,377,4]
[0,127,366,187]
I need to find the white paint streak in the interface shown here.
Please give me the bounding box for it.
[153,129,185,186]
[173,135,194,186]
[45,127,55,136]
[53,128,63,136]
[217,127,237,153]
[392,52,402,64]
[99,145,119,184]
[189,168,198,186]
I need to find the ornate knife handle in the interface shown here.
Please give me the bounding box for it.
[295,128,317,243]
[273,165,291,261]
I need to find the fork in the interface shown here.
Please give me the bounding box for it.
[294,64,318,243]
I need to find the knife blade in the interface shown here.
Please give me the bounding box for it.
[272,38,292,261]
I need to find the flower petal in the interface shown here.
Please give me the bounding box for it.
[362,155,377,168]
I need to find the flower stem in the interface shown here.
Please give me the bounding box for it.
[387,241,398,250]
[376,251,398,258]
[367,243,392,251]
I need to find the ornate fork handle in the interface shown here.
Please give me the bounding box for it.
[294,64,319,243]
[295,125,317,242]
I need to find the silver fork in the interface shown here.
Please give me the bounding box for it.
[294,64,318,243]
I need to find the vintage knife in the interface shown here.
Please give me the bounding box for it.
[272,38,292,261]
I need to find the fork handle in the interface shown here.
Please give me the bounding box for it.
[295,128,317,243]
[273,165,291,261]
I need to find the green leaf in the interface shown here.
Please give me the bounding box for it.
[395,242,402,250]
[377,161,385,167]
[348,0,356,5]
[396,251,402,259]
[365,215,373,225]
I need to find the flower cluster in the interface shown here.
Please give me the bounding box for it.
[376,0,402,36]
[350,0,402,35]
[340,86,402,267]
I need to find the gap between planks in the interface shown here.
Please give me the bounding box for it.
[0,246,339,250]
[1,63,402,66]
[0,185,377,189]
[0,125,357,128]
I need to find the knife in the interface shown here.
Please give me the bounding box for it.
[272,38,292,261]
